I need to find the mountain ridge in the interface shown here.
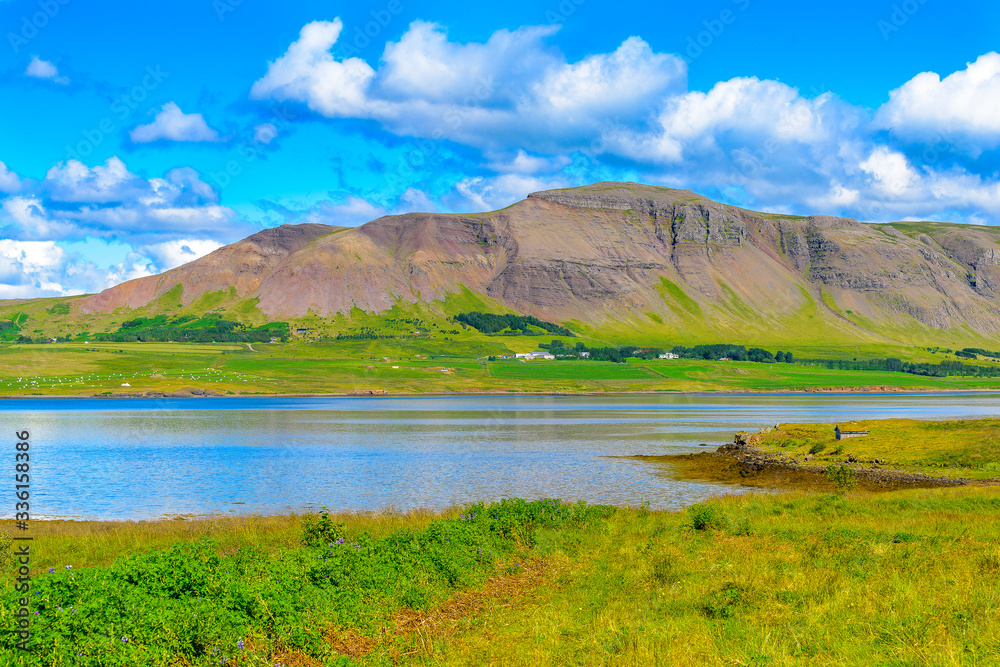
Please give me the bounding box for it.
[10,182,1000,346]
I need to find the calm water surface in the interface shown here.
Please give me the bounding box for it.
[2,393,998,520]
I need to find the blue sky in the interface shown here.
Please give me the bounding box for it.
[1,0,999,298]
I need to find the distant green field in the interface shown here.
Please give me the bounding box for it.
[1,338,999,396]
[489,360,654,380]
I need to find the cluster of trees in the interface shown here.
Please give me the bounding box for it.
[956,347,1000,360]
[795,356,1000,377]
[668,344,793,363]
[0,319,19,341]
[90,315,289,343]
[335,328,396,341]
[537,340,664,363]
[454,312,572,337]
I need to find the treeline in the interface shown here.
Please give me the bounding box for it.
[956,347,1000,360]
[668,344,794,363]
[538,340,664,362]
[335,327,395,341]
[0,319,19,341]
[454,312,573,337]
[91,315,289,343]
[797,357,1000,378]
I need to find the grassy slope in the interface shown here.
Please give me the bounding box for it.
[756,418,1000,480]
[6,272,1000,355]
[4,284,1000,395]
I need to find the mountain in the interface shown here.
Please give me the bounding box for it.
[24,182,1000,345]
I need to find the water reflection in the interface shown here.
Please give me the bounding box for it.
[1,393,997,520]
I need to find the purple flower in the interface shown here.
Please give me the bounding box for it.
[65,565,73,569]
[121,636,129,643]
[237,638,244,650]
[48,568,54,574]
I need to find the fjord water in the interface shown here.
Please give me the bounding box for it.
[3,393,999,521]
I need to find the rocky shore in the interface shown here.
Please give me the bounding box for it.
[715,432,967,490]
[634,431,973,492]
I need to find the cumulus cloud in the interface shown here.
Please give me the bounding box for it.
[0,157,247,298]
[859,147,918,196]
[252,19,686,152]
[619,77,848,164]
[25,56,69,84]
[0,161,21,193]
[0,157,245,245]
[0,240,72,299]
[247,21,1000,226]
[449,174,571,212]
[250,20,375,117]
[130,102,221,143]
[137,238,224,271]
[876,52,1000,151]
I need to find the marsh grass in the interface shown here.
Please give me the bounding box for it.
[4,489,1000,665]
[416,487,1000,666]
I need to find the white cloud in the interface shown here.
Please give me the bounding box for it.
[378,21,559,104]
[876,52,1000,151]
[534,36,683,118]
[45,156,138,203]
[859,147,918,196]
[0,161,21,193]
[25,56,69,84]
[137,238,224,271]
[0,157,245,245]
[0,240,71,299]
[130,102,221,143]
[488,150,571,174]
[251,19,686,152]
[249,19,375,117]
[627,77,841,163]
[254,123,278,144]
[450,174,570,212]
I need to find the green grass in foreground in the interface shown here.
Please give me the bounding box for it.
[2,339,1000,395]
[757,418,1000,480]
[3,489,1000,665]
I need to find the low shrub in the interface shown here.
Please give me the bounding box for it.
[0,498,614,665]
[689,503,726,531]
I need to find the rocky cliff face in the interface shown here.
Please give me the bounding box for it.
[70,181,1000,343]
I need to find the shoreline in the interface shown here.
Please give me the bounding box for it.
[2,386,999,399]
[633,434,990,492]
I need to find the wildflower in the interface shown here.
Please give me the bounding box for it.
[237,638,244,650]
[48,568,54,574]
[65,565,73,569]
[121,636,129,643]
